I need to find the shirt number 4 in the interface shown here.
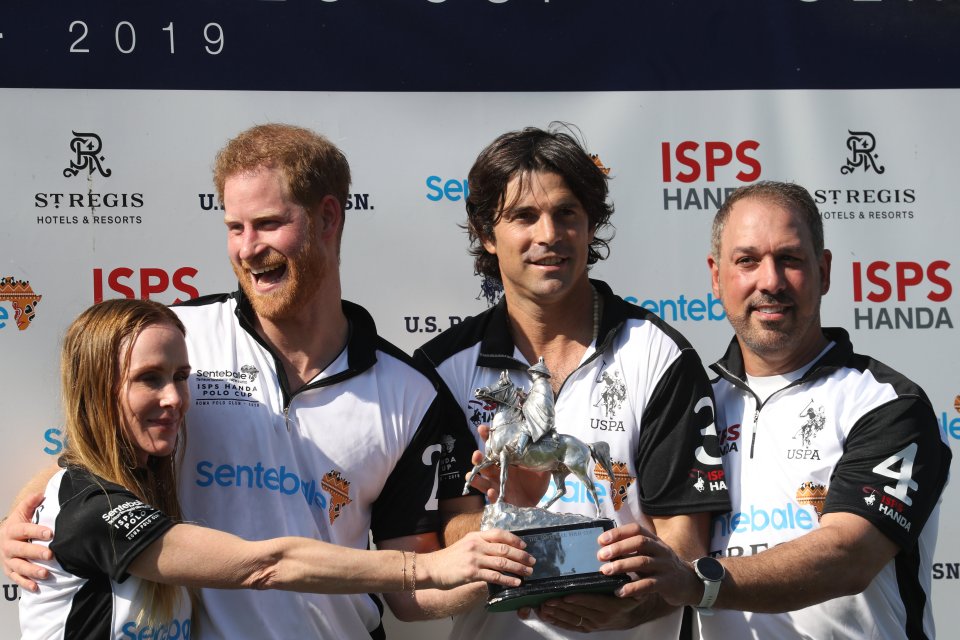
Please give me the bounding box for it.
[872,443,919,507]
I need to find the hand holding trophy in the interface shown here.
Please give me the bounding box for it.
[461,358,629,612]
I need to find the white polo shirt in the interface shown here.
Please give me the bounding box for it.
[173,290,473,640]
[416,279,730,640]
[702,328,951,640]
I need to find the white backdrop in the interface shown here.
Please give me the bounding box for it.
[0,88,957,637]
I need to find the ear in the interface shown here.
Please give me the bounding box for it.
[819,249,832,295]
[707,253,721,298]
[481,231,497,256]
[314,195,343,241]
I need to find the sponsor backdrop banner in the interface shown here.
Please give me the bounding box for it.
[1,3,957,638]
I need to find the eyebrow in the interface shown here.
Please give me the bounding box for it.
[729,243,807,255]
[503,197,583,216]
[224,208,289,223]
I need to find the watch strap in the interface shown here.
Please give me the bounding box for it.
[693,557,724,614]
[696,577,721,609]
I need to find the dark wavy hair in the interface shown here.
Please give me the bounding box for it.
[465,125,614,282]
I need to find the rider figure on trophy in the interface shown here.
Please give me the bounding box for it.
[515,357,558,457]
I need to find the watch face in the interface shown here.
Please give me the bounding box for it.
[695,557,725,581]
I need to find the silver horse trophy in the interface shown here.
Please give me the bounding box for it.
[462,359,629,611]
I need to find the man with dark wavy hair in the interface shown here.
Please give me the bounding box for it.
[464,126,614,286]
[416,125,730,639]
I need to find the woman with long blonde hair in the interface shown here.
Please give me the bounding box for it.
[19,299,533,639]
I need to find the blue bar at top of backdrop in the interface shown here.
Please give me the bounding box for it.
[1,0,958,91]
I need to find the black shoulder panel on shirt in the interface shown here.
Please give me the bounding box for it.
[415,307,492,367]
[171,290,237,308]
[845,352,932,408]
[592,279,697,355]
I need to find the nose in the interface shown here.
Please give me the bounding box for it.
[236,228,262,263]
[160,381,187,410]
[757,256,786,294]
[534,213,560,245]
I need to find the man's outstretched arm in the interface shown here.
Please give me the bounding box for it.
[2,464,60,591]
[597,512,897,612]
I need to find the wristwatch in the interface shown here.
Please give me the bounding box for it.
[692,556,725,614]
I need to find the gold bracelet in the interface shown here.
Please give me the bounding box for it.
[400,550,407,591]
[409,551,417,595]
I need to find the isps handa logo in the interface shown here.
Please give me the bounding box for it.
[690,467,727,493]
[34,131,144,226]
[660,139,762,212]
[93,267,199,304]
[851,260,953,330]
[0,277,42,331]
[467,398,496,429]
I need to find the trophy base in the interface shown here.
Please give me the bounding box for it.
[487,572,630,612]
[485,518,630,612]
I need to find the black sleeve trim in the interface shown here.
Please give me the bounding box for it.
[636,348,731,516]
[821,397,950,550]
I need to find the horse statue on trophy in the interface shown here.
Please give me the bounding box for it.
[462,364,616,519]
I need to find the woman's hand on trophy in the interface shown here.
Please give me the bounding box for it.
[420,528,535,589]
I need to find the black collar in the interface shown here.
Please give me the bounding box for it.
[475,278,635,370]
[233,288,379,399]
[710,327,853,385]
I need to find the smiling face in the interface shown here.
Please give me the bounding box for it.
[482,171,594,306]
[708,196,832,375]
[119,322,190,466]
[224,167,329,321]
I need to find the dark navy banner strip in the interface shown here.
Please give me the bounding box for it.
[1,0,958,91]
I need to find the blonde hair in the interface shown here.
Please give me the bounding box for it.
[60,298,187,624]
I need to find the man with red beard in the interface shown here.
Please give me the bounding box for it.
[1,124,497,639]
[597,182,951,640]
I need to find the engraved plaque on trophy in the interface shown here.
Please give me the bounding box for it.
[461,359,630,612]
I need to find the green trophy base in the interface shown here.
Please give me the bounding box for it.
[486,519,630,612]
